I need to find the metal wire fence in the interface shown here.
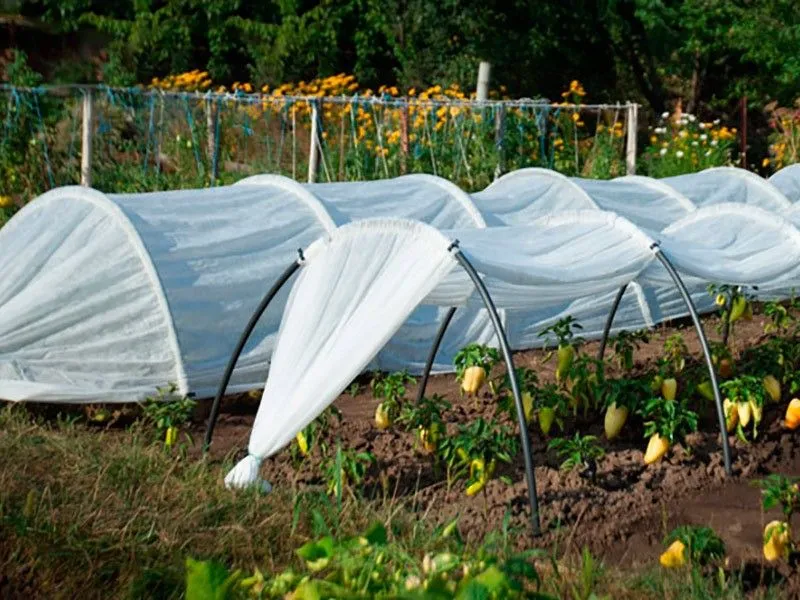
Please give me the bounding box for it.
[0,85,638,199]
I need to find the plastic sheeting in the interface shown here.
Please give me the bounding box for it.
[3,165,800,403]
[228,203,800,487]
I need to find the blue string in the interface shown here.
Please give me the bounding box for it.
[181,95,203,176]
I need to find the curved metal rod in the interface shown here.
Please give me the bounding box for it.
[414,306,458,404]
[597,284,629,362]
[453,249,542,536]
[203,259,302,452]
[652,245,732,476]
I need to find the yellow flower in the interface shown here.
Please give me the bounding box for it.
[408,87,416,97]
[763,157,771,167]
[572,112,580,123]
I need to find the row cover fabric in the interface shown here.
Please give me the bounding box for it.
[2,165,800,402]
[227,204,800,488]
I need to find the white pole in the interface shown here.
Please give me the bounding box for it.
[81,90,93,186]
[626,102,638,175]
[308,100,319,183]
[476,61,491,102]
[494,104,506,180]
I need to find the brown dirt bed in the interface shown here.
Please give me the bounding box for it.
[189,312,800,585]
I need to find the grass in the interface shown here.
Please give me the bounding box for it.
[0,404,790,599]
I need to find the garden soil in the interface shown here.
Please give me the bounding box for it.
[195,313,800,583]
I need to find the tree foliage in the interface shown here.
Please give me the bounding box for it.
[10,0,800,112]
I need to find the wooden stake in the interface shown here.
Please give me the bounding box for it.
[81,90,93,186]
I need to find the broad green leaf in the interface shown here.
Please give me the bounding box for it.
[185,558,237,600]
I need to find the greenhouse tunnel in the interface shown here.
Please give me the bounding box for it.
[2,165,800,403]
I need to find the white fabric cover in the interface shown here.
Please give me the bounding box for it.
[237,173,496,375]
[770,164,800,204]
[472,168,596,225]
[226,220,457,488]
[573,176,695,231]
[5,166,800,404]
[662,167,792,212]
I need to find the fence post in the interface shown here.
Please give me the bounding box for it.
[308,99,320,183]
[81,89,93,187]
[400,101,409,174]
[494,104,506,180]
[206,97,219,184]
[476,61,491,102]
[625,102,638,175]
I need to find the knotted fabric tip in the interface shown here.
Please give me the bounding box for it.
[224,454,272,494]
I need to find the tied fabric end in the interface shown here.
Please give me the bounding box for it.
[224,454,272,494]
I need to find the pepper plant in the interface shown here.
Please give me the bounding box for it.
[496,366,539,424]
[548,433,605,474]
[708,283,757,347]
[291,405,342,462]
[663,525,726,567]
[611,329,650,372]
[139,383,196,449]
[453,343,501,397]
[564,355,605,417]
[437,418,519,495]
[370,370,415,428]
[538,316,584,384]
[754,474,800,522]
[763,299,798,336]
[321,442,376,501]
[397,393,451,454]
[640,397,698,464]
[720,375,768,441]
